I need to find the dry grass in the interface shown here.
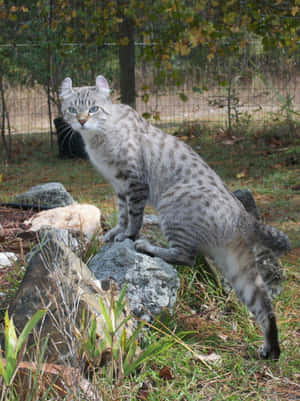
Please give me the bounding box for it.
[0,122,299,400]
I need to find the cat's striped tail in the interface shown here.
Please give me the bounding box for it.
[256,221,291,256]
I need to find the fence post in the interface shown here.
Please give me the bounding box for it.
[118,1,136,109]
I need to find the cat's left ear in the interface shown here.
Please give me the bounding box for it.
[96,75,111,97]
[60,77,73,99]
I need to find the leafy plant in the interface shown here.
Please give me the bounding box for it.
[78,285,176,383]
[0,309,47,386]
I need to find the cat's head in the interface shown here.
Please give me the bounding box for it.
[60,75,112,132]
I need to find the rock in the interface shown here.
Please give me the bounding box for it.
[7,231,133,364]
[24,203,101,241]
[233,188,260,220]
[25,228,80,260]
[15,183,75,209]
[88,239,180,321]
[54,117,87,159]
[0,252,17,269]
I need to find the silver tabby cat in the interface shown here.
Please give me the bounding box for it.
[60,75,290,360]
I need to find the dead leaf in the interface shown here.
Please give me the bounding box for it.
[236,170,248,179]
[159,365,174,380]
[136,382,151,400]
[1,360,102,401]
[193,352,222,365]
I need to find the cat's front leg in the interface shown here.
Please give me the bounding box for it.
[104,193,128,242]
[114,180,149,242]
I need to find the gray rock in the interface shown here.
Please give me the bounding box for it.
[88,239,180,321]
[15,182,75,208]
[7,231,134,364]
[25,228,80,262]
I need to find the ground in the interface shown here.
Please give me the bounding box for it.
[0,123,299,400]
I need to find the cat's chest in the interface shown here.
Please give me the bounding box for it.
[87,147,126,189]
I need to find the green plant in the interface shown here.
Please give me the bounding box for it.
[0,309,47,386]
[78,285,176,383]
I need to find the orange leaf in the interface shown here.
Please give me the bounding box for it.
[159,365,174,380]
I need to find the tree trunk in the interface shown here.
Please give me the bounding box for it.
[118,6,136,109]
[0,74,11,160]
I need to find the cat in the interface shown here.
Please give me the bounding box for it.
[60,75,290,360]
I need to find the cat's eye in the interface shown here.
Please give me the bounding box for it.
[68,106,77,114]
[89,105,99,114]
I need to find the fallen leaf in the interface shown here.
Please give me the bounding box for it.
[136,382,151,400]
[236,170,248,179]
[194,352,222,365]
[159,365,174,380]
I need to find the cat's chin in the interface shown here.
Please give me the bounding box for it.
[70,122,83,131]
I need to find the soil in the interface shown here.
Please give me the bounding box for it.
[0,206,36,255]
[0,206,38,295]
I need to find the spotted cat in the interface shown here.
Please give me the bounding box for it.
[60,75,290,360]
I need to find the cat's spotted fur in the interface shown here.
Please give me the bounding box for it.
[60,75,290,360]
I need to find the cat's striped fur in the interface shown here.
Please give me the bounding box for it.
[60,75,290,360]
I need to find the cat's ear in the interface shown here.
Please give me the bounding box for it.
[60,77,73,99]
[96,75,110,96]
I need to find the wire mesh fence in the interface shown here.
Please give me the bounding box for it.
[1,40,300,139]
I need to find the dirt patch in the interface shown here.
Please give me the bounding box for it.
[0,206,40,308]
[0,206,37,255]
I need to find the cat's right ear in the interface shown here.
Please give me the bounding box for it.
[60,77,73,99]
[96,75,111,98]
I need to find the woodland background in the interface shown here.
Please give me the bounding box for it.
[0,0,300,159]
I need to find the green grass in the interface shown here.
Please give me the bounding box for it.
[0,123,299,400]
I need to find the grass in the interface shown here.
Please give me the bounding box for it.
[0,121,300,400]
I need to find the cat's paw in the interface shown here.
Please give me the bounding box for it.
[114,232,130,242]
[135,238,153,254]
[114,231,138,242]
[103,226,124,242]
[258,345,280,360]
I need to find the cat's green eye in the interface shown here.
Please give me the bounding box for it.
[68,106,77,114]
[89,105,99,114]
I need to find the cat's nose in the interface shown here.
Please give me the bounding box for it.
[78,119,86,126]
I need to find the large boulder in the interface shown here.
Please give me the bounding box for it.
[88,239,180,321]
[14,183,75,208]
[6,230,133,364]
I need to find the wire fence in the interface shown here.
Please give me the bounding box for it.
[1,40,300,139]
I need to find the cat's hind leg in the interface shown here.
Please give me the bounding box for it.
[135,238,196,266]
[212,238,280,360]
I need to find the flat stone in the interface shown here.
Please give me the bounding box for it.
[24,203,101,241]
[15,183,75,208]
